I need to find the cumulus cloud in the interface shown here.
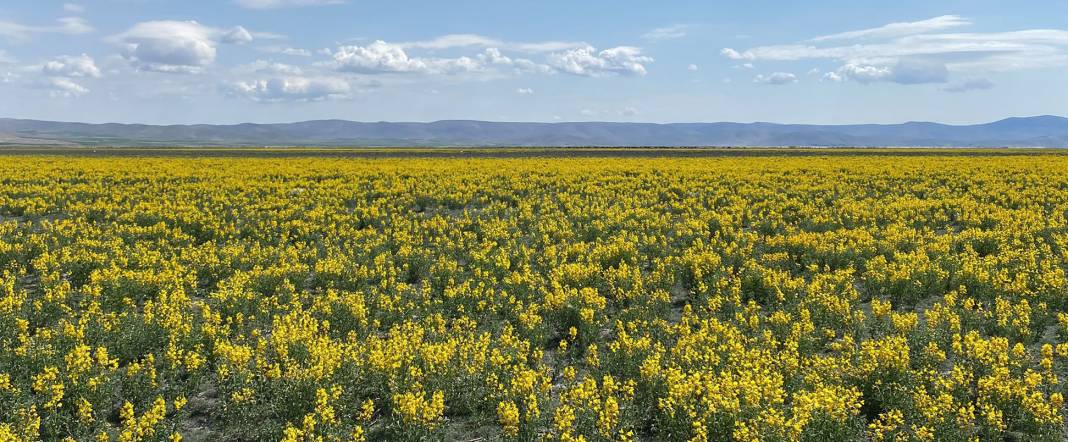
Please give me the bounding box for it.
[41,54,101,78]
[721,48,747,60]
[479,48,513,66]
[720,16,1068,86]
[109,21,254,74]
[826,59,948,85]
[38,77,90,98]
[477,48,553,74]
[547,46,652,77]
[943,78,995,93]
[516,87,534,95]
[34,54,100,98]
[643,25,688,41]
[230,76,352,101]
[688,64,699,71]
[330,40,482,75]
[620,106,639,117]
[323,36,651,79]
[754,72,797,85]
[834,63,892,82]
[235,0,344,9]
[0,17,92,40]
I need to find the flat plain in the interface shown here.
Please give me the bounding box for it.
[1,149,1067,441]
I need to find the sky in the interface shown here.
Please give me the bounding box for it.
[1,0,1067,125]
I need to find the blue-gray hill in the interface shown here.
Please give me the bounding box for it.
[1,116,1067,147]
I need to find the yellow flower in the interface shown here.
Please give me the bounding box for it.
[350,425,365,442]
[497,400,520,437]
[358,399,375,421]
[31,367,64,411]
[77,397,94,424]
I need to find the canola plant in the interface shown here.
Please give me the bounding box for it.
[0,153,1066,441]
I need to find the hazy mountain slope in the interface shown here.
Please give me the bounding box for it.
[1,116,1066,147]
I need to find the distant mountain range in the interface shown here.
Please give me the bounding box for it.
[2,116,1068,147]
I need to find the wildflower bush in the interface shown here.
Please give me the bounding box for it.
[0,152,1067,441]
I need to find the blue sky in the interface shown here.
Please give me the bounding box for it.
[1,0,1067,124]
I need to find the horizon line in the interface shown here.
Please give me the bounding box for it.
[2,115,1065,128]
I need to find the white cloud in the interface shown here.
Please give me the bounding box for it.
[109,21,254,74]
[720,48,747,60]
[282,48,311,56]
[811,15,971,42]
[401,34,585,52]
[251,31,287,41]
[754,72,797,85]
[38,77,90,98]
[943,78,995,93]
[279,47,311,56]
[323,38,651,80]
[516,87,534,95]
[42,54,101,78]
[0,17,92,40]
[330,41,482,74]
[511,41,590,53]
[579,109,597,117]
[547,46,652,77]
[836,63,893,82]
[884,60,949,84]
[477,48,553,74]
[620,106,639,117]
[230,76,351,101]
[643,25,688,41]
[63,3,86,13]
[238,60,303,75]
[821,72,843,82]
[260,46,313,57]
[403,34,498,50]
[720,17,1068,83]
[830,59,948,84]
[0,50,14,64]
[479,48,512,65]
[235,0,344,9]
[34,54,100,99]
[687,64,699,71]
[222,26,254,44]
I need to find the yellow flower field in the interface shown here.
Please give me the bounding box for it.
[0,152,1067,441]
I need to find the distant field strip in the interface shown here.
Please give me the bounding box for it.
[2,147,1068,158]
